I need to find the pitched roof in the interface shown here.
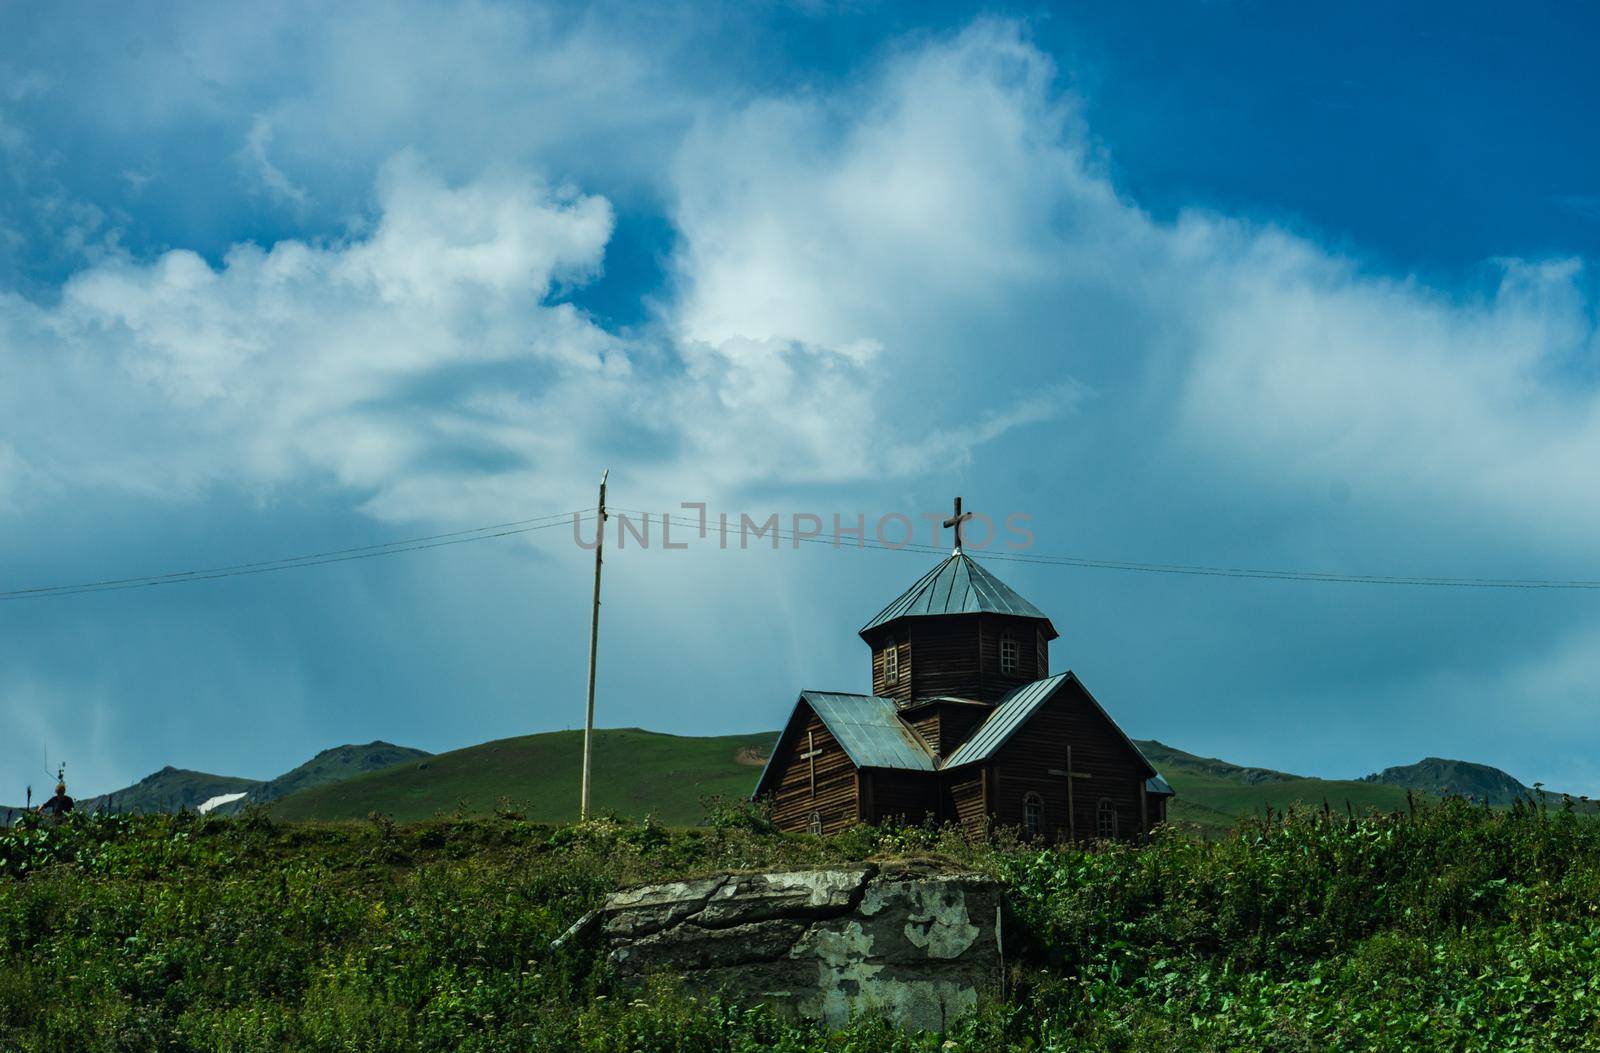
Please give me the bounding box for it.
[942,673,1071,767]
[753,678,1176,803]
[942,672,1160,785]
[802,691,937,771]
[859,553,1057,639]
[752,692,937,799]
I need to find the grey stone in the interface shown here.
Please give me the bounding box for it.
[594,861,1000,1032]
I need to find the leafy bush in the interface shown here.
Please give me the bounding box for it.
[3,800,1600,1050]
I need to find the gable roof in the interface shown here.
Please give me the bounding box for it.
[942,671,1158,782]
[859,552,1058,639]
[752,691,937,797]
[754,678,1175,803]
[802,691,937,771]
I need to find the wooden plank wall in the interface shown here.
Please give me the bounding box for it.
[974,614,1048,701]
[870,614,1052,705]
[864,770,940,827]
[909,617,982,700]
[946,769,988,836]
[905,701,992,758]
[989,682,1151,842]
[765,707,860,834]
[868,633,913,704]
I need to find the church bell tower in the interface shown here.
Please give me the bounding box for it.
[858,498,1059,715]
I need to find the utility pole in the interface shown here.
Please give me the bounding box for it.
[580,469,609,821]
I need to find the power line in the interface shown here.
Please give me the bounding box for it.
[11,501,1600,601]
[611,508,1600,591]
[3,510,595,601]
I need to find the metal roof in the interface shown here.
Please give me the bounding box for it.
[752,677,1175,803]
[942,673,1071,767]
[801,691,937,771]
[859,553,1057,638]
[942,672,1160,786]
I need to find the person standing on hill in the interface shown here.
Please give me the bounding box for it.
[38,767,74,818]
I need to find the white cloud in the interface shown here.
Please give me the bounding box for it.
[1,155,620,516]
[668,20,1600,551]
[240,116,309,207]
[6,12,1600,792]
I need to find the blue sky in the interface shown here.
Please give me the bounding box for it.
[4,2,1600,801]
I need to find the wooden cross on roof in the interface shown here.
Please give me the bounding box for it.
[943,496,974,555]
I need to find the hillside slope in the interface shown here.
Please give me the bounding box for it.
[269,727,1429,834]
[1132,739,1423,836]
[1362,757,1533,805]
[268,728,778,825]
[224,741,432,810]
[82,767,261,815]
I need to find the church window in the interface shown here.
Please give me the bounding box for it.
[1000,633,1018,675]
[1096,799,1117,839]
[884,641,899,684]
[1023,792,1044,837]
[1037,632,1047,677]
[807,811,823,835]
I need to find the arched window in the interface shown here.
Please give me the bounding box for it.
[807,811,823,836]
[884,640,899,684]
[999,633,1018,675]
[1096,798,1117,840]
[1023,792,1044,838]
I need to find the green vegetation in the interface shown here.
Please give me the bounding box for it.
[267,728,776,825]
[4,797,1600,1051]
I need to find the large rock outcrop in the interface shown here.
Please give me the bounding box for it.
[587,861,1000,1031]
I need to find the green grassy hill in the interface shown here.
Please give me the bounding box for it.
[267,726,1433,835]
[268,727,777,824]
[1133,739,1424,836]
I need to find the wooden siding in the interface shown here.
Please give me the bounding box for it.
[947,768,988,836]
[903,700,992,759]
[868,632,913,704]
[908,616,982,701]
[986,679,1153,842]
[864,770,940,827]
[975,614,1047,701]
[763,706,860,835]
[865,614,1055,704]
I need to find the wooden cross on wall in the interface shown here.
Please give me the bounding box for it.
[1048,745,1093,840]
[801,730,824,796]
[943,496,974,555]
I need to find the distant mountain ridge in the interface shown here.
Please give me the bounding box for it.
[1361,757,1535,805]
[220,741,432,811]
[81,767,260,815]
[1133,740,1301,786]
[60,742,432,818]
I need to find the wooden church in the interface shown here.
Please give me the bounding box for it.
[754,501,1174,842]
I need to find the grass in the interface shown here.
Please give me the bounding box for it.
[268,728,777,825]
[4,798,1600,1051]
[265,726,1436,837]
